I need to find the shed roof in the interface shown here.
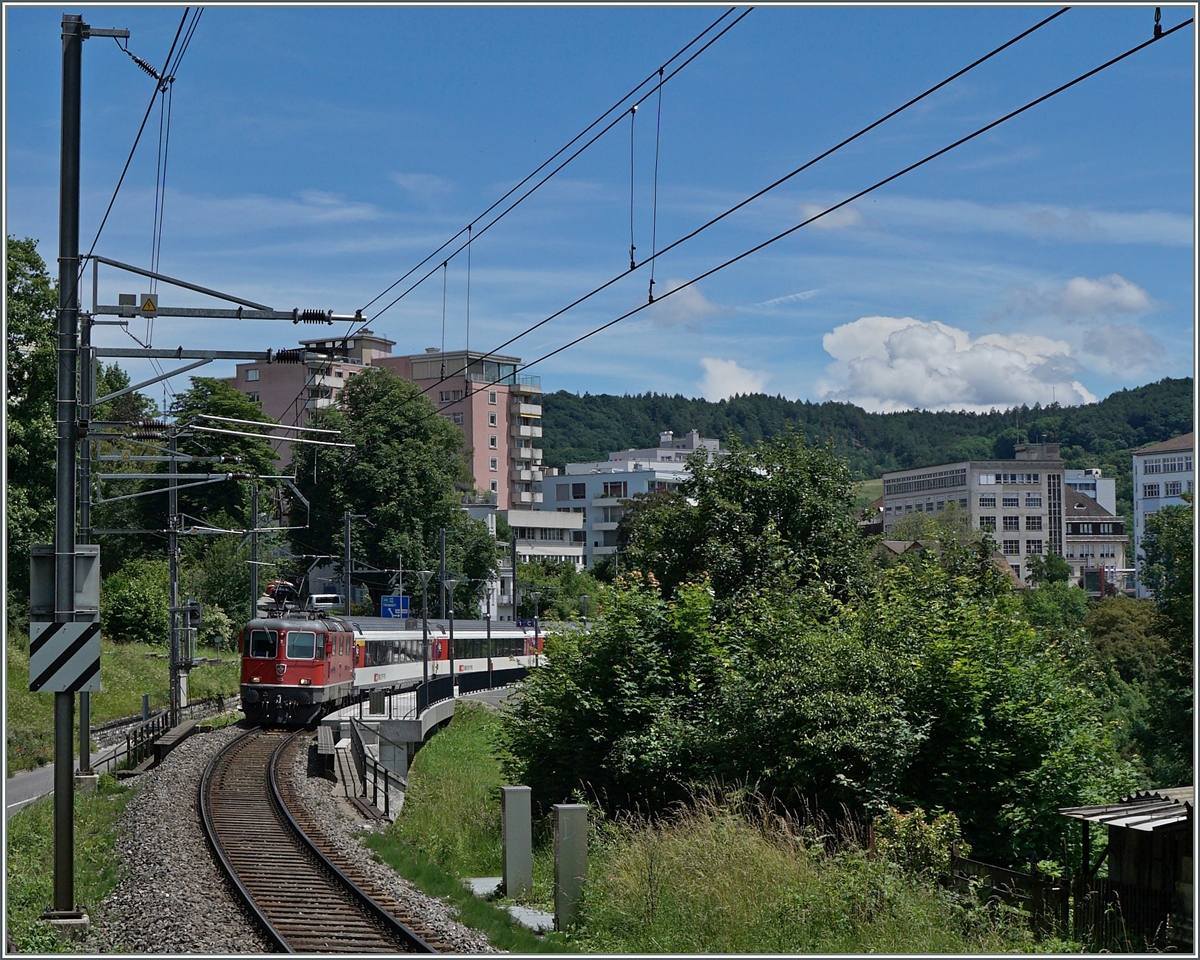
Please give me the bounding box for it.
[1059,787,1193,832]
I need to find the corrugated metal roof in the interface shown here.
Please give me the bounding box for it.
[1059,787,1193,832]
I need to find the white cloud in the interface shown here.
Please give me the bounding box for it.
[1056,274,1153,317]
[391,172,454,200]
[753,289,819,308]
[644,279,721,327]
[1074,323,1164,376]
[800,202,864,230]
[870,196,1192,247]
[698,357,770,401]
[819,315,1097,412]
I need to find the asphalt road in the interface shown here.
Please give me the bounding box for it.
[6,742,122,820]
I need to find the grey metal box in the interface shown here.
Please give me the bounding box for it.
[30,544,100,618]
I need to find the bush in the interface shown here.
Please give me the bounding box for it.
[871,806,967,881]
[101,559,169,645]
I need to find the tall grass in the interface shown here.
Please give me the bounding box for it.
[5,776,134,953]
[580,796,1052,953]
[6,638,241,775]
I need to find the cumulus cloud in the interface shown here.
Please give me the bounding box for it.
[644,279,722,328]
[819,316,1097,412]
[391,172,454,200]
[1002,273,1154,321]
[800,202,864,230]
[698,357,770,400]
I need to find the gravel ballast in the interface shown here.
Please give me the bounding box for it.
[81,723,498,954]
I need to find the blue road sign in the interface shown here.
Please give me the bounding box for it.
[380,595,410,618]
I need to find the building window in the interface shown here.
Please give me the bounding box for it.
[245,368,260,381]
[489,457,498,471]
[1165,480,1182,497]
[1099,522,1113,534]
[1163,455,1192,473]
[556,483,570,502]
[1142,458,1162,475]
[247,392,260,403]
[572,530,586,543]
[490,480,498,493]
[602,481,628,498]
[1002,540,1020,555]
[1002,516,1020,532]
[489,412,498,427]
[1025,495,1042,508]
[489,435,498,449]
[979,516,996,532]
[1142,483,1161,498]
[979,495,996,508]
[1002,495,1020,507]
[1026,539,1043,555]
[452,412,464,425]
[489,391,497,404]
[572,483,586,500]
[1099,543,1115,558]
[603,506,624,523]
[1025,515,1043,531]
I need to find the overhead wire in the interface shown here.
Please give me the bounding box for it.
[401,13,1191,434]
[629,105,638,270]
[357,7,744,318]
[352,7,755,336]
[398,5,1073,412]
[648,68,664,302]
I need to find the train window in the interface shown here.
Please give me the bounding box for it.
[286,631,317,659]
[248,629,277,659]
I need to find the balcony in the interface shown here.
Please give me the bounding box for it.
[513,490,533,504]
[511,424,543,439]
[513,446,543,461]
[594,521,619,532]
[304,397,334,410]
[511,468,532,482]
[511,402,542,418]
[305,373,342,389]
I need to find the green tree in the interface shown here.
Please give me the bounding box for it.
[100,559,170,645]
[290,368,496,612]
[514,560,606,620]
[620,432,868,608]
[1024,552,1072,586]
[1083,596,1162,684]
[1137,498,1194,785]
[6,237,58,604]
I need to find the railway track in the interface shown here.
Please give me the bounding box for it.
[200,729,444,953]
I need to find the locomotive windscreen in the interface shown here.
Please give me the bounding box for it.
[249,629,277,658]
[286,631,318,659]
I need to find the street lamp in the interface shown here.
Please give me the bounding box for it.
[445,575,460,687]
[417,570,434,687]
[579,593,589,629]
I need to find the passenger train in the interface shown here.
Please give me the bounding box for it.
[238,603,542,726]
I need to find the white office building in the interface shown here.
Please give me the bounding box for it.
[537,429,721,567]
[881,443,1066,584]
[1132,432,1193,598]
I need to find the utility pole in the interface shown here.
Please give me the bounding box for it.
[48,13,129,922]
[439,527,447,619]
[511,527,519,621]
[344,510,352,617]
[78,266,93,776]
[52,13,83,918]
[168,427,181,726]
[250,485,259,617]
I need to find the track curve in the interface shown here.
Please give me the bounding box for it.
[200,728,436,954]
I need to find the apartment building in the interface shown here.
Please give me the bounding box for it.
[536,429,721,568]
[880,443,1066,584]
[1132,432,1193,598]
[374,349,545,510]
[1064,467,1117,516]
[1063,487,1132,595]
[507,508,585,568]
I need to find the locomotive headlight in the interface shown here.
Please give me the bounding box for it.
[250,676,261,683]
[299,678,311,685]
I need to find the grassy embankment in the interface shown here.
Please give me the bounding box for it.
[6,637,241,776]
[367,702,1059,953]
[5,775,134,953]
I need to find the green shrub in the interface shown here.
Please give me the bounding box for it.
[871,805,967,880]
[100,559,169,645]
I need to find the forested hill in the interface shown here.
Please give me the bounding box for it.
[540,377,1193,483]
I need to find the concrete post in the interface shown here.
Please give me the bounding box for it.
[502,786,533,897]
[553,804,587,931]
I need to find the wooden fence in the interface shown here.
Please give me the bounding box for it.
[950,855,1180,949]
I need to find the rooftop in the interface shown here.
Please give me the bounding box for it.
[1064,487,1119,520]
[1059,787,1193,833]
[1133,432,1194,455]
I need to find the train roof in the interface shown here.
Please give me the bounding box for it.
[245,613,533,637]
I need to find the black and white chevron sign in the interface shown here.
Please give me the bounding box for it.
[29,621,102,692]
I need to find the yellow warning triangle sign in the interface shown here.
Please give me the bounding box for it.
[140,294,157,314]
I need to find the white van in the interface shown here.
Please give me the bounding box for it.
[306,593,345,611]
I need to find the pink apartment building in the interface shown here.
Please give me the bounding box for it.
[224,333,544,509]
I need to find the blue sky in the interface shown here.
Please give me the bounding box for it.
[5,5,1195,412]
